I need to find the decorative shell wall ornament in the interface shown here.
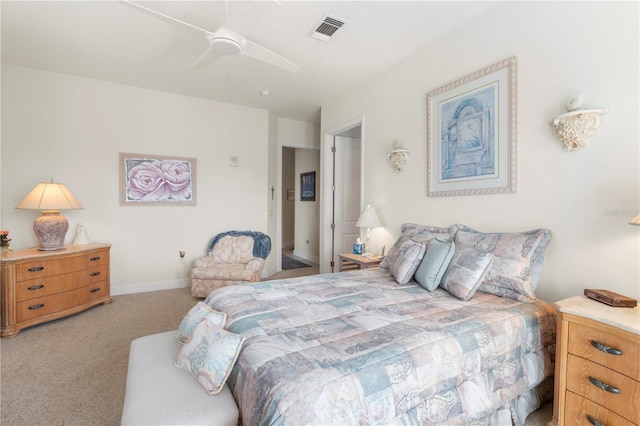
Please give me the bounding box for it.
[388,141,410,172]
[551,95,608,151]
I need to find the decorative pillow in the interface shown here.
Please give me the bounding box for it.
[440,245,494,301]
[379,236,409,269]
[380,223,451,269]
[174,317,244,395]
[176,302,227,344]
[389,239,426,285]
[414,239,456,291]
[451,225,552,303]
[400,223,452,243]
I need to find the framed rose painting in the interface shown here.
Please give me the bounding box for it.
[119,152,196,206]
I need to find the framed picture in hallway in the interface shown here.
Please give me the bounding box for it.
[300,171,315,201]
[426,56,516,197]
[119,152,196,206]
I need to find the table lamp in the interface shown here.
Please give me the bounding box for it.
[355,204,381,256]
[16,179,84,251]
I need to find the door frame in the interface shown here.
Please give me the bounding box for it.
[320,117,365,273]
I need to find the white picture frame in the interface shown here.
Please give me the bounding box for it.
[427,56,516,197]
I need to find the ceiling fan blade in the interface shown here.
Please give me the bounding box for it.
[188,46,224,70]
[222,0,283,35]
[120,0,212,37]
[242,39,299,74]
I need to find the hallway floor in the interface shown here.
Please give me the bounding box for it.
[264,248,320,281]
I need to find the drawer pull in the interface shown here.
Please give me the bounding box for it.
[587,415,605,426]
[28,284,44,291]
[591,340,623,356]
[90,272,101,277]
[588,376,620,394]
[28,266,45,272]
[90,287,101,293]
[90,256,101,261]
[28,304,44,310]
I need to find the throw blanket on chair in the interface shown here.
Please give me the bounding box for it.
[208,231,271,259]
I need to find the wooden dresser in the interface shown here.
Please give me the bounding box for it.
[551,295,640,426]
[1,243,111,337]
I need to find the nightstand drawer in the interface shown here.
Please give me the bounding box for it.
[565,391,635,426]
[568,321,640,379]
[566,354,639,423]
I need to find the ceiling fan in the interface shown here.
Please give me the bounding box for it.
[121,0,299,73]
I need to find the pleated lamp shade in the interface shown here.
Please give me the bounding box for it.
[16,181,84,250]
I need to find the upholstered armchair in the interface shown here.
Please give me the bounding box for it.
[190,231,271,298]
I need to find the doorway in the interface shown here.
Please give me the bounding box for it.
[320,118,364,273]
[280,146,320,269]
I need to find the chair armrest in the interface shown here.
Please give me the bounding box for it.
[245,258,265,272]
[193,256,219,268]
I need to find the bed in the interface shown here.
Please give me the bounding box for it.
[202,224,556,425]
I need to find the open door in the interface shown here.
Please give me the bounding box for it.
[332,135,361,265]
[321,119,363,273]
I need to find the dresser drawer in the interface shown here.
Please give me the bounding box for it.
[77,282,110,305]
[16,275,69,301]
[16,292,79,323]
[16,259,63,282]
[64,265,109,289]
[568,322,640,379]
[566,354,640,423]
[565,390,635,426]
[62,250,109,273]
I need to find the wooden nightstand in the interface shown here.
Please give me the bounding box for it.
[337,253,382,272]
[551,295,640,426]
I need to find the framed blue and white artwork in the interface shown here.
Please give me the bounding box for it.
[427,57,516,197]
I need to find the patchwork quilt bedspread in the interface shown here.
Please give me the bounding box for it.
[205,268,556,425]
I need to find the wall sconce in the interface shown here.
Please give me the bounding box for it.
[551,95,608,152]
[388,141,409,172]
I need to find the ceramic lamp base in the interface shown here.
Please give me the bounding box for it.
[34,210,68,251]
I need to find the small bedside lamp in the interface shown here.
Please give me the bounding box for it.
[356,204,381,256]
[16,179,84,251]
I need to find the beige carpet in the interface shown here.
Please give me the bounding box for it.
[1,272,552,425]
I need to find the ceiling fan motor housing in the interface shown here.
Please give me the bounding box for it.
[208,30,244,55]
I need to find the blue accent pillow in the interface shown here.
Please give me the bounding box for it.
[414,239,455,291]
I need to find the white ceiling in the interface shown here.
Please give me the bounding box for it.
[1,1,499,123]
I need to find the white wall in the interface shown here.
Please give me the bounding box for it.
[321,1,639,303]
[1,65,269,294]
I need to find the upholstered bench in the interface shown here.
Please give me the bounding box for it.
[121,330,239,426]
